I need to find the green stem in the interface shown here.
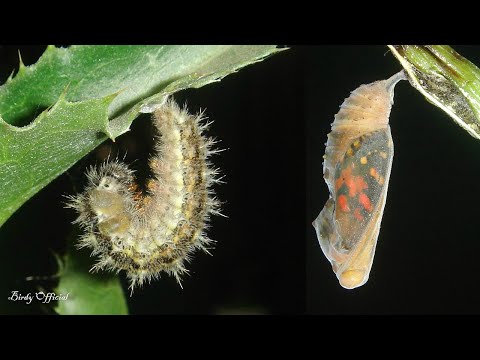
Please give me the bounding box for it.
[388,45,480,139]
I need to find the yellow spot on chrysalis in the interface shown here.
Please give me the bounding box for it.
[360,157,368,164]
[369,167,382,182]
[353,139,361,148]
[380,151,388,159]
[346,148,354,156]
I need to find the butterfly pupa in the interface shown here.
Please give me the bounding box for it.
[313,70,406,290]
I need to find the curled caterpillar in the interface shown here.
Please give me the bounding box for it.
[313,71,405,290]
[67,98,223,293]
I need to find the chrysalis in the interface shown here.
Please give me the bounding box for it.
[313,71,405,289]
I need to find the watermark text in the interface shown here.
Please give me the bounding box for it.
[8,291,69,304]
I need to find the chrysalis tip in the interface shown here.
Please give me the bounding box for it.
[338,269,367,290]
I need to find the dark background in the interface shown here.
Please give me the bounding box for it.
[1,45,480,315]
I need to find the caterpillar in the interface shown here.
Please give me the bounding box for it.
[67,98,223,293]
[313,71,405,290]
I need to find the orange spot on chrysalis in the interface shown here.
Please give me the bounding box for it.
[358,192,373,212]
[337,194,350,212]
[354,176,368,193]
[345,172,368,197]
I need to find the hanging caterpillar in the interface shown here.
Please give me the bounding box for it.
[313,71,405,290]
[67,98,223,293]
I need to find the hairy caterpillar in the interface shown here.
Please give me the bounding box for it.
[313,71,405,290]
[67,98,222,293]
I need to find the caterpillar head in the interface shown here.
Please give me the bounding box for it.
[86,161,135,189]
[97,175,125,193]
[84,161,131,214]
[66,160,135,229]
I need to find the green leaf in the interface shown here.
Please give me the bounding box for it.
[0,93,115,228]
[388,45,480,140]
[0,45,282,227]
[55,231,128,315]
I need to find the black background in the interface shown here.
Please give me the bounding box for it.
[1,45,480,315]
